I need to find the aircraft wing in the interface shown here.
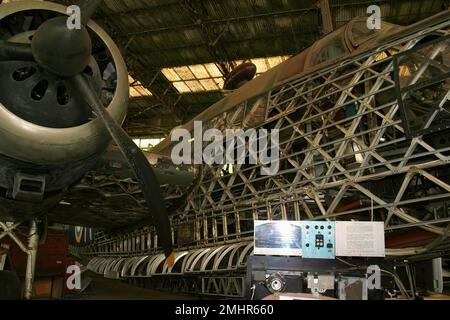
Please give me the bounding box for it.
[47,147,195,230]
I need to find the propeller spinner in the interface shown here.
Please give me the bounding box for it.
[31,17,92,77]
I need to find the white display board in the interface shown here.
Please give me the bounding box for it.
[254,221,302,256]
[335,222,385,257]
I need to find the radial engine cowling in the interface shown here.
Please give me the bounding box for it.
[0,1,128,212]
[0,1,128,165]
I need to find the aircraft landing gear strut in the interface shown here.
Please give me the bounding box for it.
[0,219,40,300]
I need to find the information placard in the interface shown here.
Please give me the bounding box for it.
[335,221,385,257]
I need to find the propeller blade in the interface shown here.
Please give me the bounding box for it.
[79,0,104,25]
[0,41,33,61]
[70,74,175,262]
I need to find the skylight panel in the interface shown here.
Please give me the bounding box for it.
[189,64,210,79]
[185,80,204,92]
[200,79,219,91]
[251,58,270,74]
[173,66,194,80]
[162,55,290,94]
[173,82,191,93]
[161,68,181,82]
[128,75,152,98]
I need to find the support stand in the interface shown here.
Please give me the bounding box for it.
[0,219,40,300]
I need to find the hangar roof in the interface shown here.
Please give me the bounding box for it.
[57,0,448,138]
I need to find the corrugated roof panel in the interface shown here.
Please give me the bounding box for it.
[252,56,290,74]
[137,86,152,96]
[173,82,191,93]
[161,55,290,93]
[216,78,225,89]
[174,66,195,80]
[185,80,205,92]
[128,75,137,84]
[189,64,210,79]
[252,58,270,73]
[129,86,152,98]
[267,56,285,68]
[161,68,181,82]
[129,87,141,98]
[128,75,152,97]
[204,63,223,78]
[200,79,220,91]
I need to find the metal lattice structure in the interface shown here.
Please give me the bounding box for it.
[75,16,450,297]
[166,24,450,256]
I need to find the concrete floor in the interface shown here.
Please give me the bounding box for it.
[69,272,450,300]
[78,272,197,300]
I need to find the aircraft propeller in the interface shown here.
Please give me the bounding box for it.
[0,0,175,266]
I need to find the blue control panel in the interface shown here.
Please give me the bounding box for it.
[301,221,335,259]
